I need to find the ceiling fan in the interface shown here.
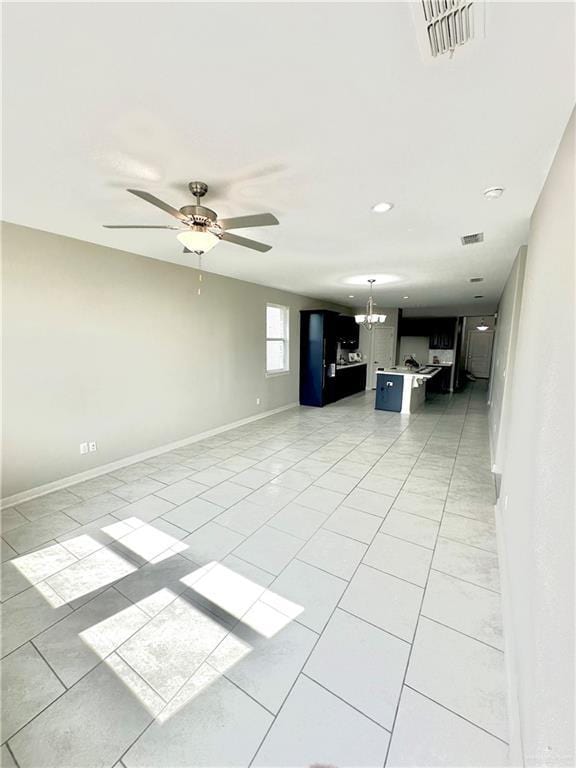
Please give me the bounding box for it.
[103,181,279,254]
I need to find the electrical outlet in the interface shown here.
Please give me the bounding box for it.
[256,397,261,406]
[80,442,89,455]
[88,441,97,452]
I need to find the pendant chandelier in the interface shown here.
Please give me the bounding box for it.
[354,279,387,330]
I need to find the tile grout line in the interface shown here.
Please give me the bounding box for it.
[429,566,501,595]
[247,403,440,765]
[300,671,393,734]
[382,386,472,767]
[417,614,505,654]
[29,638,69,690]
[403,683,510,745]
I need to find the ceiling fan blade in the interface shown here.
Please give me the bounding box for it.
[103,225,181,229]
[127,189,189,222]
[218,213,279,230]
[221,232,272,252]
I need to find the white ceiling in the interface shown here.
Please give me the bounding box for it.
[3,2,574,311]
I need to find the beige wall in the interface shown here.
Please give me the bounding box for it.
[494,110,574,766]
[488,250,527,471]
[1,222,345,498]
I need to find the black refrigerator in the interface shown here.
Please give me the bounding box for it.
[299,310,339,407]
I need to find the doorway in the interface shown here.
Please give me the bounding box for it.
[369,326,396,388]
[466,329,495,378]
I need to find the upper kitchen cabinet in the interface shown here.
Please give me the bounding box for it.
[429,318,456,349]
[336,314,360,349]
[399,316,456,350]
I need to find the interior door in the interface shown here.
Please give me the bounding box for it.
[370,326,396,388]
[467,330,494,378]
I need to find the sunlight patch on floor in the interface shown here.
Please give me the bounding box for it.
[102,517,188,563]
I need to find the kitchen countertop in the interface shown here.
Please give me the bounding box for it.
[336,361,367,371]
[376,366,441,380]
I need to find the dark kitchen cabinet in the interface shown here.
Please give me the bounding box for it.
[375,374,403,412]
[426,366,452,393]
[336,314,360,350]
[300,311,366,407]
[429,319,456,350]
[336,364,367,399]
[300,310,339,407]
[399,316,456,350]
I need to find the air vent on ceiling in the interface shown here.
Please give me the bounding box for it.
[411,1,486,62]
[461,232,484,246]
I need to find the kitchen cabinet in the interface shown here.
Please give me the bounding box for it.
[429,318,456,350]
[399,316,456,350]
[299,310,339,407]
[300,311,365,407]
[335,363,367,398]
[336,314,360,349]
[426,365,452,393]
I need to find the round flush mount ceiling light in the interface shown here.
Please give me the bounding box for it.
[371,202,394,213]
[177,229,220,255]
[403,295,409,299]
[483,187,505,199]
[474,295,484,299]
[345,274,400,286]
[348,294,355,298]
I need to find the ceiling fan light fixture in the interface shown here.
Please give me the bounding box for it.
[177,228,220,255]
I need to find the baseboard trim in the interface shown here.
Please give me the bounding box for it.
[1,402,299,509]
[494,498,525,766]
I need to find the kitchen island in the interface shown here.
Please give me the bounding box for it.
[375,366,440,414]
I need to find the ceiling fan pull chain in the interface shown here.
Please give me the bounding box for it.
[197,254,203,295]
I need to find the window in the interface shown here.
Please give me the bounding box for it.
[266,304,289,374]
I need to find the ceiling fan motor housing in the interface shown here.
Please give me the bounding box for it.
[179,205,218,225]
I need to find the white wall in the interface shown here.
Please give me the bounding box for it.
[1,222,345,498]
[488,251,527,471]
[493,111,574,766]
[398,336,429,365]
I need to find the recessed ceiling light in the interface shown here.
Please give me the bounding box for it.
[371,202,394,213]
[474,295,484,299]
[483,187,505,199]
[348,295,355,298]
[403,296,409,299]
[469,277,484,283]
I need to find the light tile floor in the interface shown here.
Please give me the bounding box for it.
[1,384,509,767]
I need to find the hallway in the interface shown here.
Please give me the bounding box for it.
[1,385,507,767]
